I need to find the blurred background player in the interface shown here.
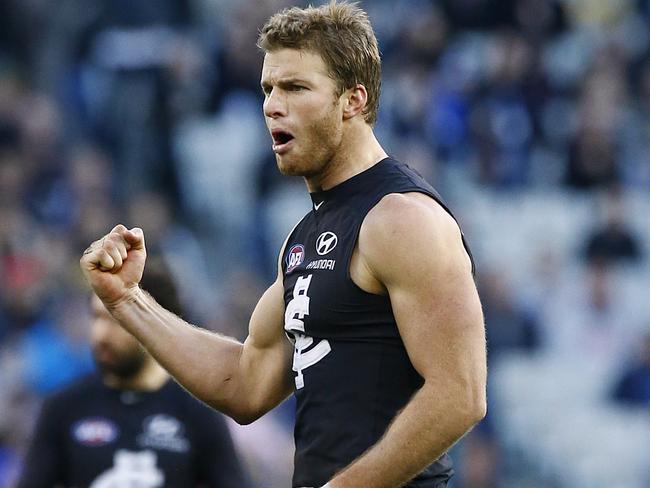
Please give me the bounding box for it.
[16,256,249,488]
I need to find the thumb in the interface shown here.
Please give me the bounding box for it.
[124,227,146,250]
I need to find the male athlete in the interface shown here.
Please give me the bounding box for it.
[18,258,248,488]
[80,2,487,487]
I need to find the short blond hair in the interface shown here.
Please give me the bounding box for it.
[257,1,381,125]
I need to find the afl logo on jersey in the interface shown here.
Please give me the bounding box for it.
[72,417,119,446]
[316,232,338,255]
[286,244,305,273]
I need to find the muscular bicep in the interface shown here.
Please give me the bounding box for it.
[360,193,486,389]
[235,277,293,420]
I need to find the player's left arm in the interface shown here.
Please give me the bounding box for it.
[328,192,487,488]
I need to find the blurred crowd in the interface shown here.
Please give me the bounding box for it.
[0,0,649,487]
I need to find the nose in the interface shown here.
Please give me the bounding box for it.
[263,88,287,119]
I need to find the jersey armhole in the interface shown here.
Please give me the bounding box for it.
[278,216,308,284]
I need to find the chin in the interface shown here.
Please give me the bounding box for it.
[276,155,322,178]
[276,157,305,176]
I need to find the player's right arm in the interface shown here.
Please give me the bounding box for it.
[80,225,293,424]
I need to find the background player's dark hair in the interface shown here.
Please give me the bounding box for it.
[139,256,183,317]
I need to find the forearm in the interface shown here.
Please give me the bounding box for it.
[329,381,485,488]
[109,287,249,418]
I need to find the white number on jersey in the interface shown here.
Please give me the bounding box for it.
[284,275,312,333]
[90,450,163,488]
[284,274,331,389]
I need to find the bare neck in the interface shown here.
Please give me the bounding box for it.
[103,357,170,392]
[305,122,387,192]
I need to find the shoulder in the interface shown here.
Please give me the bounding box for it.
[360,192,463,258]
[363,192,459,236]
[359,192,469,283]
[37,374,101,420]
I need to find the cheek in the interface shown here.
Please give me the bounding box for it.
[310,111,342,150]
[303,101,340,136]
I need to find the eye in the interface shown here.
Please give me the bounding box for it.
[288,85,306,92]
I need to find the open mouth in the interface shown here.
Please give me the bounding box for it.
[271,129,295,153]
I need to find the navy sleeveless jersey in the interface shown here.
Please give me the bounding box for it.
[282,158,472,488]
[17,374,248,488]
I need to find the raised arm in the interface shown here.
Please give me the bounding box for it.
[329,192,487,487]
[80,225,293,424]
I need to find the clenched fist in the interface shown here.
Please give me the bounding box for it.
[80,224,147,307]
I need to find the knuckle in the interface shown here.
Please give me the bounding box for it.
[105,235,120,247]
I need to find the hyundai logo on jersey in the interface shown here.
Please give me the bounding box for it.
[316,232,338,255]
[72,418,119,446]
[286,244,305,273]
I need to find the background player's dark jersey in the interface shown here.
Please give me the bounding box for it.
[17,373,248,488]
[283,158,472,488]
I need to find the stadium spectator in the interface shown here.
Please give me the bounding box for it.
[583,188,643,266]
[611,331,650,407]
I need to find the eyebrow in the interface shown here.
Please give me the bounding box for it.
[260,77,311,91]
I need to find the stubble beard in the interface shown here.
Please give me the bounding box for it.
[94,347,147,380]
[276,105,343,179]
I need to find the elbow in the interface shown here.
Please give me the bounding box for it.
[231,414,256,426]
[470,395,487,425]
[464,383,487,428]
[464,361,488,427]
[204,376,265,425]
[225,401,266,426]
[456,397,486,434]
[424,377,487,431]
[231,410,262,426]
[202,395,262,426]
[448,379,486,430]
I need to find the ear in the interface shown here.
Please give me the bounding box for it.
[342,84,368,120]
